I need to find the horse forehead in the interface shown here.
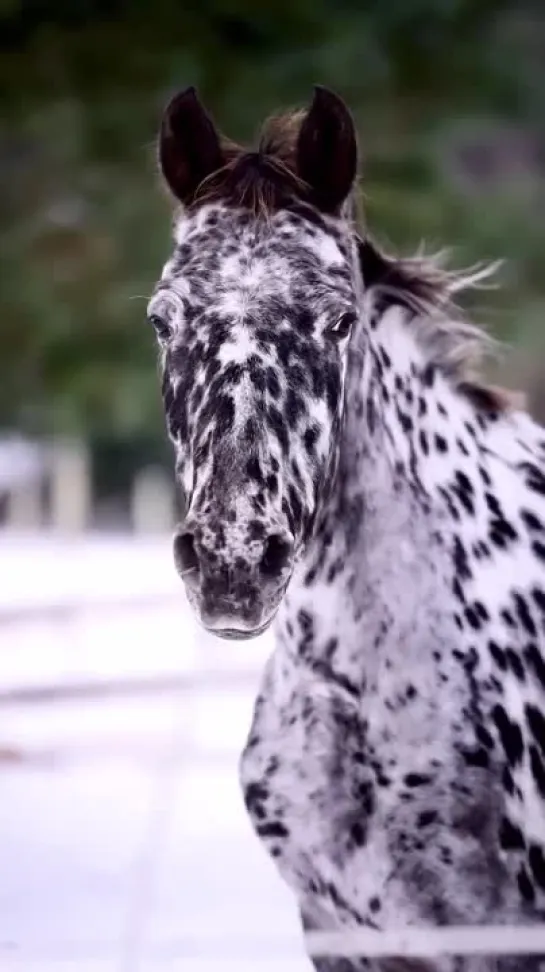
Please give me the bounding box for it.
[173,207,350,277]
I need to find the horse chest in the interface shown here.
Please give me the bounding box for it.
[239,649,378,924]
[239,633,452,929]
[238,590,507,932]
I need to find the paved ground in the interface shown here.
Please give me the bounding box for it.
[0,532,308,972]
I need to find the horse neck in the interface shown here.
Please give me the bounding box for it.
[330,300,480,539]
[285,298,498,681]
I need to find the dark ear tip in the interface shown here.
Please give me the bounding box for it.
[311,85,350,115]
[161,87,209,141]
[167,84,196,104]
[163,86,199,119]
[312,84,335,99]
[177,85,198,102]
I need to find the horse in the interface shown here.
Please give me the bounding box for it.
[146,85,545,970]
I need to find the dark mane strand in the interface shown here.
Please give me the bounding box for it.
[358,238,523,415]
[358,238,443,314]
[194,148,308,217]
[191,110,324,216]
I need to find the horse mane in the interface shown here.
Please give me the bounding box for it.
[357,238,525,413]
[193,110,311,215]
[191,108,524,415]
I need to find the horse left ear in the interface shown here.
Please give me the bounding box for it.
[296,86,358,214]
[158,86,225,204]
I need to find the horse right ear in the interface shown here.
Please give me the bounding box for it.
[159,87,225,204]
[296,86,358,214]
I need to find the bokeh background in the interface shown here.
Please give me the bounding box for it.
[1,3,545,969]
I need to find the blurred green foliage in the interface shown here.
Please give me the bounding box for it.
[1,0,545,448]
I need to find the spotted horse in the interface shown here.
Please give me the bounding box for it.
[146,85,545,970]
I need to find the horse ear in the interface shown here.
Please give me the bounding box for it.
[159,87,225,204]
[296,86,358,214]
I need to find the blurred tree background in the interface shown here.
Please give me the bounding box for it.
[1,0,545,478]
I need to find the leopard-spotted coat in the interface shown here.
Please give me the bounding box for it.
[147,85,545,970]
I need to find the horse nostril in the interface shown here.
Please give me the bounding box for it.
[259,533,293,579]
[174,529,200,579]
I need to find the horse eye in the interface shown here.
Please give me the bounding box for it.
[326,311,356,341]
[148,313,172,341]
